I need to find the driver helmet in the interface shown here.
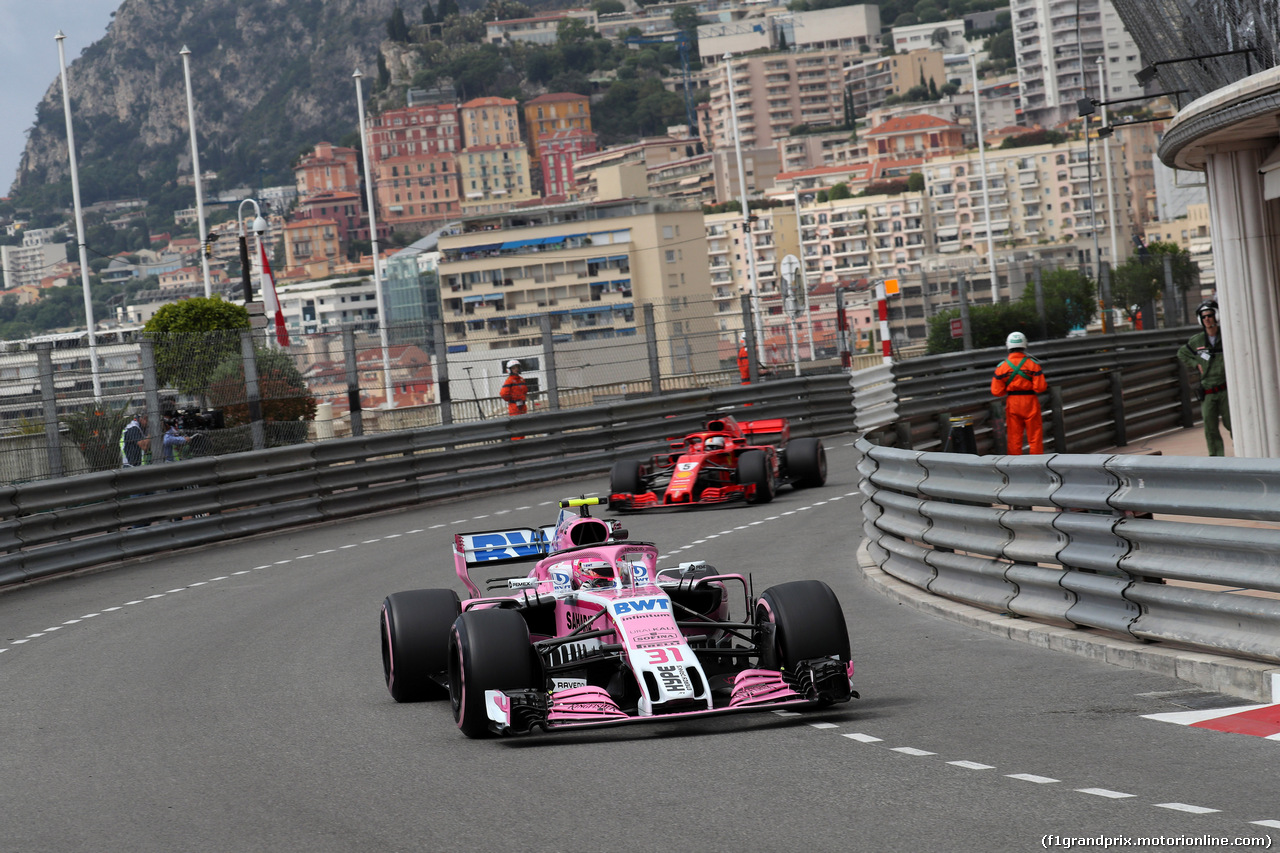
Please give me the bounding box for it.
[705,436,727,452]
[573,559,615,589]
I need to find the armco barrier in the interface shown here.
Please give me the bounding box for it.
[0,376,853,591]
[857,436,1280,665]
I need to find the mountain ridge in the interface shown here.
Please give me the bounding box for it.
[14,0,403,206]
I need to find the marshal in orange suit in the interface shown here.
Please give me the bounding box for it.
[991,331,1048,454]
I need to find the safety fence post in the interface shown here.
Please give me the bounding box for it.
[240,329,266,451]
[35,342,63,479]
[343,326,363,438]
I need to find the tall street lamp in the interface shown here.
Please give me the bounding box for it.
[56,31,101,401]
[724,53,764,362]
[1096,56,1120,270]
[968,49,999,303]
[353,68,395,410]
[180,46,212,297]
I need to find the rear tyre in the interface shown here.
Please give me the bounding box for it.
[610,460,643,495]
[381,589,461,702]
[755,580,849,672]
[739,449,775,504]
[786,438,827,488]
[449,609,538,738]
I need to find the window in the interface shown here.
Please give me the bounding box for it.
[665,250,676,263]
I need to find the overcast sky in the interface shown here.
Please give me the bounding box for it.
[1,0,121,196]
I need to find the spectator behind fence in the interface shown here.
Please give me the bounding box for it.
[160,417,190,463]
[500,359,528,415]
[120,411,151,468]
[991,331,1048,455]
[1176,299,1232,456]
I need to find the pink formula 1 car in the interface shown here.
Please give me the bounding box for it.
[608,415,827,510]
[379,497,856,738]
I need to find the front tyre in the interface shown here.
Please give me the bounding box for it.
[381,589,461,702]
[449,609,539,738]
[739,449,775,504]
[755,580,850,673]
[786,438,827,488]
[610,460,643,495]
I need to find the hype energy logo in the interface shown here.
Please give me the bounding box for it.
[612,598,670,615]
[463,530,544,561]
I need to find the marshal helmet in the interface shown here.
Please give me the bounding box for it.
[1005,331,1028,351]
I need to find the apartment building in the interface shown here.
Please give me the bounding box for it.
[1012,0,1144,128]
[891,19,967,54]
[458,145,535,215]
[294,142,361,198]
[283,219,344,279]
[523,93,592,160]
[275,276,383,337]
[697,6,880,65]
[846,49,948,118]
[865,115,967,161]
[706,50,851,153]
[484,10,598,45]
[436,166,716,375]
[573,133,704,198]
[366,103,463,233]
[540,129,598,199]
[462,97,521,148]
[1,235,66,291]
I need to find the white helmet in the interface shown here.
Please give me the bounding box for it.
[1006,331,1027,351]
[506,359,522,369]
[705,436,726,451]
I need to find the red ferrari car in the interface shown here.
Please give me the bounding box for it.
[608,415,827,510]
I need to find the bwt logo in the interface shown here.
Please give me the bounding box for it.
[630,564,651,585]
[613,598,670,615]
[468,531,543,561]
[552,571,571,590]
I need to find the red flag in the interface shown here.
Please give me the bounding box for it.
[259,240,290,347]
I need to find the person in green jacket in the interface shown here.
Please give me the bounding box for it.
[1177,299,1232,456]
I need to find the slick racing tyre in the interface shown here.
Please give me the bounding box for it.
[755,580,850,673]
[739,449,775,504]
[381,588,461,702]
[449,608,539,738]
[610,460,644,495]
[786,438,827,488]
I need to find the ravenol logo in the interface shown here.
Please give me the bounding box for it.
[468,531,543,561]
[613,598,670,615]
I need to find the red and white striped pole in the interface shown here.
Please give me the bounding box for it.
[876,281,892,364]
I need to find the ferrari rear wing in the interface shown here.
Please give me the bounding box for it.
[740,417,789,445]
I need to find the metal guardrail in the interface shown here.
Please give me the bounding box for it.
[852,328,1198,454]
[856,437,1280,665]
[0,375,853,591]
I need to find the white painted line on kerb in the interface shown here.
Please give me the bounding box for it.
[810,722,839,730]
[891,747,936,756]
[949,761,995,770]
[1154,803,1219,814]
[274,560,292,565]
[843,733,882,743]
[1076,788,1135,799]
[81,613,99,619]
[340,544,358,549]
[1251,820,1280,829]
[145,594,166,599]
[1007,774,1058,784]
[166,589,186,594]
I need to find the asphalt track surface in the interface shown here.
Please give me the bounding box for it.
[2,437,1277,853]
